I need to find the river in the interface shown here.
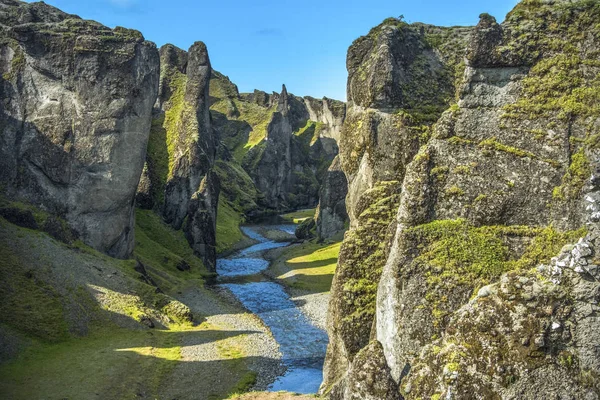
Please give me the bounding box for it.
[216,225,329,394]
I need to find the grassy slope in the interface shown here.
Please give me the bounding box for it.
[0,207,267,399]
[216,197,247,254]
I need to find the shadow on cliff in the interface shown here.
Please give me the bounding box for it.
[210,110,253,156]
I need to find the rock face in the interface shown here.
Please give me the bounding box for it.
[0,0,159,258]
[326,1,600,399]
[138,42,220,271]
[322,17,472,395]
[315,156,348,240]
[252,85,294,209]
[209,72,347,218]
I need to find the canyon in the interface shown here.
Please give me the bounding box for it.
[1,0,599,399]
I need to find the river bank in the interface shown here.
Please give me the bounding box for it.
[216,224,332,395]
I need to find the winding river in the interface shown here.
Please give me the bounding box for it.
[216,225,329,394]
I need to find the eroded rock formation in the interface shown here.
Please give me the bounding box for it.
[137,42,220,270]
[209,72,347,219]
[325,1,600,399]
[0,0,160,258]
[315,156,348,240]
[323,17,472,395]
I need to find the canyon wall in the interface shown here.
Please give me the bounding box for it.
[209,72,347,227]
[0,0,160,258]
[324,0,600,399]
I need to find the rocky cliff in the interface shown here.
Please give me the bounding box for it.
[209,71,347,250]
[324,0,600,399]
[137,42,220,270]
[315,156,348,240]
[0,0,159,258]
[322,16,472,395]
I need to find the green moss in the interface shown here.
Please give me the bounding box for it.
[1,41,25,81]
[445,185,465,197]
[552,148,591,201]
[445,362,460,372]
[504,55,600,121]
[501,2,600,121]
[407,219,585,327]
[478,137,560,167]
[337,181,401,347]
[447,136,474,146]
[452,165,472,175]
[164,71,192,175]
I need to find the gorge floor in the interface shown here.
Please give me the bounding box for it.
[217,225,330,395]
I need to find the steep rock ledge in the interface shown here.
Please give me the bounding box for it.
[327,0,600,399]
[315,156,348,240]
[0,0,160,258]
[322,17,472,395]
[137,42,220,271]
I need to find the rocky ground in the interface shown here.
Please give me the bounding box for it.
[159,285,285,398]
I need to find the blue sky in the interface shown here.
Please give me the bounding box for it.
[26,0,519,100]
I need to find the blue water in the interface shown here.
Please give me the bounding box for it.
[217,225,328,394]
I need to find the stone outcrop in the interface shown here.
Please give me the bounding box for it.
[326,1,600,399]
[315,156,348,240]
[0,0,160,258]
[251,85,294,209]
[138,42,220,271]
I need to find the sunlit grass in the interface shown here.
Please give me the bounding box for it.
[275,241,341,293]
[280,208,316,224]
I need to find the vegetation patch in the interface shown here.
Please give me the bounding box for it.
[280,208,316,224]
[334,181,401,356]
[501,1,600,121]
[552,148,591,201]
[134,209,209,290]
[0,237,69,342]
[406,219,586,327]
[216,198,247,254]
[274,241,341,293]
[0,327,183,399]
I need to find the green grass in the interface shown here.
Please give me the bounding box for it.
[0,325,186,400]
[0,239,69,342]
[274,241,341,293]
[0,211,261,400]
[280,208,316,224]
[134,209,210,290]
[216,198,246,254]
[210,95,277,163]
